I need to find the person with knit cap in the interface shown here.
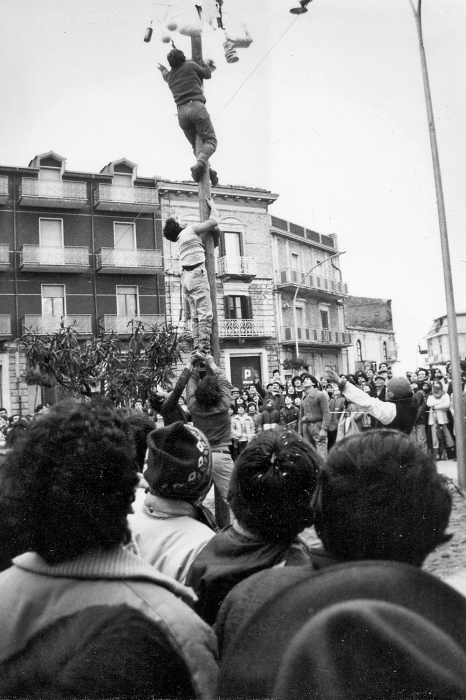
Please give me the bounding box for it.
[128,421,217,584]
[0,399,218,699]
[326,366,417,435]
[158,48,219,186]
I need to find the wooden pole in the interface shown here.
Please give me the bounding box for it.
[411,0,466,485]
[191,33,221,365]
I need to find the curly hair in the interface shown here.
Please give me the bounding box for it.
[228,430,321,541]
[163,217,183,243]
[167,48,186,69]
[194,376,223,410]
[0,398,139,564]
[315,429,452,565]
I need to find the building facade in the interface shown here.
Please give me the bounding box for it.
[425,313,466,366]
[344,296,398,373]
[270,215,352,380]
[0,151,164,413]
[158,179,279,388]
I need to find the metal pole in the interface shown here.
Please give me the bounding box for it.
[410,0,465,485]
[293,251,346,358]
[191,32,220,365]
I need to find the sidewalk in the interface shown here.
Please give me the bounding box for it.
[437,459,459,482]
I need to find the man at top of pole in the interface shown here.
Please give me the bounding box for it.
[158,48,219,186]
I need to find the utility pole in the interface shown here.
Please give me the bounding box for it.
[191,31,221,365]
[410,0,465,485]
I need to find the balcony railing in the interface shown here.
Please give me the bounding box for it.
[96,248,162,272]
[22,315,92,335]
[20,178,88,208]
[276,268,348,296]
[282,326,352,345]
[217,256,257,277]
[0,244,9,268]
[20,245,89,269]
[0,315,11,336]
[219,319,270,337]
[94,184,159,211]
[99,315,165,334]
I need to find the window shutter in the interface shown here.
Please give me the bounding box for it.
[219,233,226,257]
[241,296,252,319]
[224,295,230,319]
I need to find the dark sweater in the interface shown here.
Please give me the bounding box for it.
[162,60,212,107]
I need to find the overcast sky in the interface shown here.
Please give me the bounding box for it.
[1,0,465,372]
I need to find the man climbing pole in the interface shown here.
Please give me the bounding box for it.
[158,48,219,186]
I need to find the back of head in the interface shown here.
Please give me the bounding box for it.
[167,48,186,69]
[163,217,183,242]
[125,411,155,471]
[145,422,212,503]
[228,430,321,541]
[0,604,195,699]
[194,375,222,410]
[315,429,451,564]
[0,397,139,564]
[386,375,413,400]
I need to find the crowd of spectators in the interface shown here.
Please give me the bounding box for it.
[0,356,465,698]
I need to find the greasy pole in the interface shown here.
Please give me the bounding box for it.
[412,0,466,486]
[191,32,221,365]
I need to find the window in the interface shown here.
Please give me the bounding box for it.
[296,306,304,327]
[356,340,363,362]
[114,222,135,249]
[224,296,252,320]
[113,173,133,187]
[382,341,388,361]
[40,219,63,247]
[114,222,137,266]
[117,286,138,317]
[224,232,242,258]
[42,285,65,317]
[320,310,329,330]
[39,167,61,181]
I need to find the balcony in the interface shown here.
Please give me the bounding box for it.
[99,315,165,334]
[94,184,159,213]
[276,268,348,298]
[0,245,9,270]
[219,319,271,338]
[20,245,90,273]
[217,256,257,281]
[96,248,162,275]
[0,175,8,205]
[22,315,92,335]
[0,315,12,338]
[19,178,88,209]
[281,326,352,346]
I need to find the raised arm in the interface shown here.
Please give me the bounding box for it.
[192,198,220,235]
[325,366,396,425]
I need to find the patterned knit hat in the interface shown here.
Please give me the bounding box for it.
[145,422,212,503]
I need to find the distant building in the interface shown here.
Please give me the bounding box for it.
[270,215,352,379]
[344,297,397,372]
[425,313,466,366]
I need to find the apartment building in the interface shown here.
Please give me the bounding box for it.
[0,151,164,414]
[344,296,398,372]
[158,179,279,387]
[271,215,352,379]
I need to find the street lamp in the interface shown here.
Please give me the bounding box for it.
[292,251,346,358]
[290,0,313,15]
